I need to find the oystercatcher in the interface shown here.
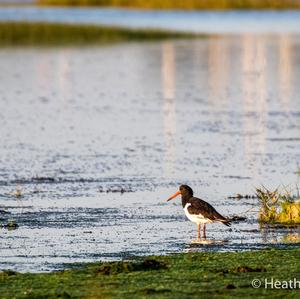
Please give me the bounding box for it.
[167,185,230,239]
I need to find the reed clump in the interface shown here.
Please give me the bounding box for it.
[256,186,300,224]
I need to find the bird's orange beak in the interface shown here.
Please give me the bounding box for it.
[167,191,181,202]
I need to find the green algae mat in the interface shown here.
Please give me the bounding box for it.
[0,248,299,298]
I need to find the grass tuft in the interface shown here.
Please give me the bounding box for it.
[256,186,300,224]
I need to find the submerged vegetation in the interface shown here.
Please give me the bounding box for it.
[0,22,197,46]
[0,249,300,298]
[256,186,300,224]
[1,220,19,230]
[37,0,300,9]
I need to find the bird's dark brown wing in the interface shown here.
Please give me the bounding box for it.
[187,197,230,225]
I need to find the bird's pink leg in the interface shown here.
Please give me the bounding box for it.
[203,224,206,239]
[197,224,201,240]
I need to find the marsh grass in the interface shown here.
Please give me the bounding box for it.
[37,0,300,9]
[0,22,198,46]
[256,186,300,224]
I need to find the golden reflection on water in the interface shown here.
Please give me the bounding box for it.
[162,42,176,177]
[162,42,175,100]
[58,49,72,106]
[278,35,292,111]
[36,49,72,106]
[242,35,267,170]
[160,35,295,178]
[36,52,51,93]
[208,36,229,105]
[283,233,300,243]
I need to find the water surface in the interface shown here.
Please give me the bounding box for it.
[0,35,300,272]
[1,7,300,33]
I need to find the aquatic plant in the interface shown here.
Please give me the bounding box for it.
[2,220,19,230]
[256,186,300,224]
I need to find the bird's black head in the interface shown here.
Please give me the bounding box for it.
[166,184,193,202]
[179,185,193,197]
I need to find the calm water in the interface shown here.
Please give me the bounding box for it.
[1,7,300,33]
[1,35,300,272]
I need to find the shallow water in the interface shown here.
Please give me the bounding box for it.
[1,35,300,272]
[2,7,300,33]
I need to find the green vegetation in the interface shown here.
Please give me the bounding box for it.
[1,220,19,230]
[256,186,300,224]
[37,0,300,10]
[0,22,197,46]
[0,249,300,298]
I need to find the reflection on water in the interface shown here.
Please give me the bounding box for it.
[261,226,300,244]
[58,49,72,105]
[0,35,300,271]
[208,37,229,104]
[279,35,292,111]
[162,42,175,100]
[283,233,300,243]
[162,42,176,177]
[242,35,267,171]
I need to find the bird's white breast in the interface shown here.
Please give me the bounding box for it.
[183,203,212,224]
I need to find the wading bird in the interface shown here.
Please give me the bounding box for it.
[167,185,231,239]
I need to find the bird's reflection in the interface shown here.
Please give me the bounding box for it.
[183,238,229,253]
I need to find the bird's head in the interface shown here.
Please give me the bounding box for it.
[166,185,193,202]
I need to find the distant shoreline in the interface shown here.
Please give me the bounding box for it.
[2,0,300,10]
[0,21,202,45]
[36,0,300,10]
[0,0,33,5]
